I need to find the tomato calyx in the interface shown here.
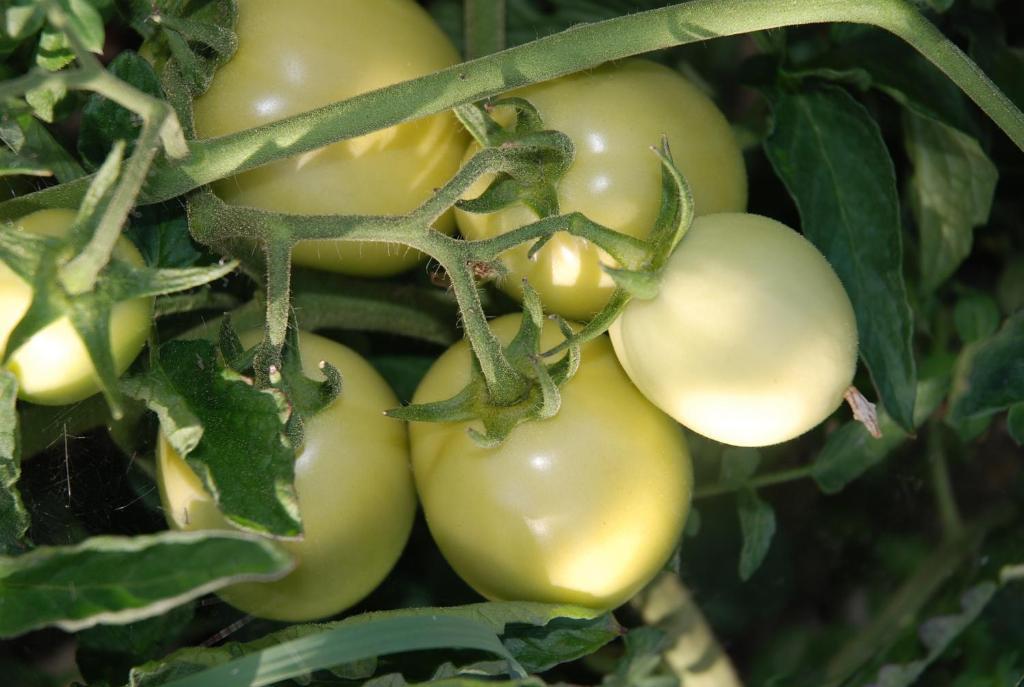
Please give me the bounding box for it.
[389,284,581,447]
[219,316,341,450]
[455,100,574,222]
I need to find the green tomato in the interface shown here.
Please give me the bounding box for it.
[157,331,416,622]
[610,213,859,447]
[410,315,692,610]
[192,0,468,277]
[456,60,748,320]
[0,209,152,405]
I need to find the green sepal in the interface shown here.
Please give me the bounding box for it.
[218,314,248,374]
[603,266,662,300]
[268,322,343,450]
[645,138,695,271]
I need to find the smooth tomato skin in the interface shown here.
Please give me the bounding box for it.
[192,0,468,277]
[410,315,692,610]
[456,60,748,320]
[157,331,416,622]
[610,213,859,447]
[0,209,152,405]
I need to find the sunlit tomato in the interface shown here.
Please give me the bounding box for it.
[410,315,692,610]
[0,209,152,405]
[610,213,859,447]
[456,60,748,320]
[192,0,468,277]
[157,331,416,622]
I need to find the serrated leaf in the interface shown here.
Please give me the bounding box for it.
[24,80,67,122]
[0,371,29,555]
[720,447,761,487]
[904,111,997,292]
[737,488,775,581]
[126,205,202,268]
[78,51,164,170]
[130,602,609,687]
[122,339,301,537]
[865,583,998,687]
[812,376,948,494]
[948,310,1024,422]
[0,530,293,638]
[765,86,917,433]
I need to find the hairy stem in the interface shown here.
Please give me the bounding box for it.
[465,0,506,59]
[4,0,1021,219]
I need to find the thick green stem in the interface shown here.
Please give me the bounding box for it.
[5,0,1020,219]
[465,0,506,59]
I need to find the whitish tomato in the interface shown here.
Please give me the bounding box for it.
[610,213,859,447]
[456,60,748,320]
[157,331,416,621]
[192,0,468,277]
[0,209,152,405]
[410,315,692,610]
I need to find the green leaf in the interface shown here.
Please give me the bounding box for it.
[720,447,761,487]
[0,530,293,638]
[0,371,29,555]
[130,602,610,687]
[601,627,675,687]
[866,583,998,687]
[904,111,997,292]
[812,376,948,494]
[948,310,1024,422]
[1009,403,1024,446]
[0,148,50,177]
[78,51,164,171]
[77,603,195,686]
[125,205,202,268]
[737,488,775,581]
[122,339,301,537]
[764,86,917,432]
[953,293,1001,344]
[24,80,67,123]
[0,105,86,183]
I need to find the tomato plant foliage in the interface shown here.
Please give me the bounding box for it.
[0,1,1022,686]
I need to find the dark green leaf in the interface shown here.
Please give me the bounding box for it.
[0,106,86,183]
[130,602,605,687]
[1008,403,1024,446]
[503,614,621,673]
[737,488,775,581]
[0,371,29,555]
[125,204,202,269]
[904,111,997,292]
[719,447,761,487]
[948,310,1024,422]
[812,376,948,494]
[765,86,917,432]
[953,293,1001,343]
[78,51,163,171]
[601,627,675,687]
[0,531,293,638]
[121,339,301,537]
[866,583,998,687]
[77,603,195,686]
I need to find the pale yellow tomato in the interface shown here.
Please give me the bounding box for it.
[0,209,152,405]
[192,0,468,277]
[610,213,859,447]
[410,315,692,610]
[157,331,416,621]
[456,60,748,320]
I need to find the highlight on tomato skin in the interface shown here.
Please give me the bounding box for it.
[156,330,417,622]
[610,212,859,448]
[409,314,694,611]
[455,59,749,321]
[0,208,153,406]
[191,0,469,278]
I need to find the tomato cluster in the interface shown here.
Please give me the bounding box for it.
[4,0,860,622]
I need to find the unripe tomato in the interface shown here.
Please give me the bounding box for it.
[410,315,692,610]
[156,331,416,622]
[192,0,468,277]
[0,209,152,405]
[610,213,859,447]
[456,60,748,320]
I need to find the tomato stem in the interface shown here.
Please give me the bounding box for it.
[465,0,506,59]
